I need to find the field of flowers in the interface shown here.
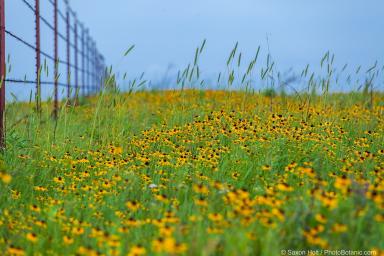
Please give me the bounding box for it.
[1,90,383,255]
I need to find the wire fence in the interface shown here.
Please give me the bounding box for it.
[0,0,107,148]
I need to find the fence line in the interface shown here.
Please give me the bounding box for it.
[0,0,107,148]
[1,0,5,149]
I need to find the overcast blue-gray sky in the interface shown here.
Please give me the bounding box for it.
[5,0,384,100]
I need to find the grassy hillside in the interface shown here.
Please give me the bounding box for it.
[1,90,384,255]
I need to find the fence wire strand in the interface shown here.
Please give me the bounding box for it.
[5,78,100,90]
[5,29,99,78]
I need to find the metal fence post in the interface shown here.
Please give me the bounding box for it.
[89,40,92,94]
[101,58,104,89]
[102,56,105,89]
[74,14,78,104]
[81,24,85,97]
[101,55,105,89]
[92,41,96,93]
[99,55,102,90]
[100,55,103,90]
[66,1,70,103]
[86,31,90,96]
[96,53,100,92]
[53,0,58,119]
[91,41,94,93]
[0,0,5,149]
[35,0,41,113]
[89,35,92,95]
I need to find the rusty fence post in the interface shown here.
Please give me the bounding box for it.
[0,0,5,149]
[95,45,98,93]
[95,51,97,91]
[53,0,58,119]
[101,56,105,89]
[89,39,92,94]
[66,1,70,103]
[91,41,94,93]
[86,31,90,96]
[95,53,97,92]
[74,14,78,104]
[35,0,41,113]
[92,41,96,93]
[100,55,103,91]
[99,55,102,91]
[81,24,85,97]
[90,38,93,94]
[97,54,100,91]
[99,53,103,91]
[88,35,92,95]
[103,56,105,89]
[96,51,100,92]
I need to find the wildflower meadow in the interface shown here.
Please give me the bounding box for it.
[1,90,383,255]
[2,1,384,255]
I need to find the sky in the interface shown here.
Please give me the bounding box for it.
[5,0,384,100]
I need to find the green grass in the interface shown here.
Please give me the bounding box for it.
[1,90,383,256]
